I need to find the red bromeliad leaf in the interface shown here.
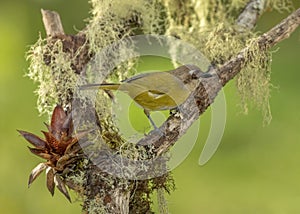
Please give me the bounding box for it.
[42,131,53,144]
[18,130,47,149]
[28,147,52,160]
[51,105,66,139]
[41,131,60,152]
[46,167,55,196]
[54,175,71,202]
[62,113,73,135]
[19,105,86,201]
[28,163,47,187]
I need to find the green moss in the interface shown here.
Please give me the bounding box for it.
[236,39,273,125]
[163,0,249,33]
[27,36,78,116]
[162,0,253,66]
[266,0,293,12]
[86,197,107,214]
[186,23,272,125]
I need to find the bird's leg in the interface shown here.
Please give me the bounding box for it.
[143,109,158,129]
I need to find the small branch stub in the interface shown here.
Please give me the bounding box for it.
[41,9,65,36]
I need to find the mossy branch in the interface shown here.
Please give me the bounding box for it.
[33,3,299,214]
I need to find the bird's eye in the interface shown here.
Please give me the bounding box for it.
[189,69,199,79]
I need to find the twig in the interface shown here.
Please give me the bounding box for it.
[41,9,65,36]
[236,0,266,30]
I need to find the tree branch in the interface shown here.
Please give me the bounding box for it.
[38,5,300,214]
[236,0,266,30]
[138,7,300,155]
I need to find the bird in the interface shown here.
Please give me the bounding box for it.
[80,64,211,128]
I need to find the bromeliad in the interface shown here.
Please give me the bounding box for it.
[18,105,87,202]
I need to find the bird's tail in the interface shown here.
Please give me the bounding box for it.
[79,83,120,91]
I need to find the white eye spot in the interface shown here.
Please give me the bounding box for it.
[189,69,197,75]
[189,69,200,79]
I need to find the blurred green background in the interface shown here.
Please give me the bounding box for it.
[1,0,300,213]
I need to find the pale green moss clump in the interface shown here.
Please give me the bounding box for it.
[236,39,273,125]
[86,197,107,214]
[161,0,292,124]
[86,0,165,82]
[187,23,272,124]
[196,26,270,125]
[65,169,86,197]
[163,0,248,32]
[266,0,293,12]
[162,0,252,64]
[27,36,78,116]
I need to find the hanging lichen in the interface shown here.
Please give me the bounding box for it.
[161,0,292,124]
[265,0,293,12]
[236,39,273,125]
[27,36,79,116]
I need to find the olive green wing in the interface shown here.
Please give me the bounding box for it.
[122,72,158,83]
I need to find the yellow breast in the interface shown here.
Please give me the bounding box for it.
[119,72,190,111]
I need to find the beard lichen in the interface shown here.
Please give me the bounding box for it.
[193,25,272,125]
[27,35,79,116]
[85,0,167,83]
[163,0,250,33]
[161,0,291,125]
[236,39,273,125]
[266,0,294,12]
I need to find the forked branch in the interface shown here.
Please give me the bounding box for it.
[38,4,300,214]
